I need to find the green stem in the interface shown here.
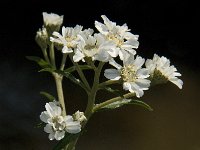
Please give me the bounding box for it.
[50,43,56,68]
[69,55,91,92]
[41,48,50,63]
[93,92,135,112]
[53,73,66,116]
[66,62,104,150]
[85,62,104,117]
[60,54,68,70]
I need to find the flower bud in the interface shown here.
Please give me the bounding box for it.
[73,111,87,123]
[35,27,48,50]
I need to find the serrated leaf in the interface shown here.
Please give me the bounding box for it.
[65,65,93,73]
[53,133,80,150]
[100,99,153,111]
[26,56,52,68]
[40,91,55,102]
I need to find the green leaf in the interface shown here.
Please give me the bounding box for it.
[53,133,80,150]
[102,86,124,98]
[34,122,46,128]
[65,65,93,73]
[101,99,153,111]
[40,91,55,102]
[39,68,55,73]
[26,56,52,69]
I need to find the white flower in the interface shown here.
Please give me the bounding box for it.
[73,111,87,122]
[73,33,117,62]
[95,15,139,60]
[104,54,151,98]
[50,25,84,53]
[42,12,63,27]
[145,54,183,89]
[40,101,81,140]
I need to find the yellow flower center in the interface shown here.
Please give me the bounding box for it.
[121,65,137,82]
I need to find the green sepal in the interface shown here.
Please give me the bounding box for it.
[40,91,55,102]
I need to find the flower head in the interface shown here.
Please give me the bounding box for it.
[95,15,139,60]
[42,12,63,33]
[50,25,85,54]
[40,101,81,140]
[145,54,183,89]
[73,33,117,62]
[104,54,151,98]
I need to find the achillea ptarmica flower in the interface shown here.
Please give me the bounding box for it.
[35,27,48,49]
[145,54,183,89]
[73,33,117,62]
[50,25,84,54]
[42,12,64,33]
[95,15,139,60]
[104,54,151,98]
[73,111,87,123]
[40,101,81,140]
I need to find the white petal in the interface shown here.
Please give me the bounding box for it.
[136,68,150,78]
[73,50,85,62]
[109,58,122,70]
[55,131,65,140]
[135,78,151,90]
[44,124,53,133]
[104,69,121,80]
[62,46,73,53]
[170,78,183,89]
[40,111,50,123]
[66,121,81,134]
[48,132,55,140]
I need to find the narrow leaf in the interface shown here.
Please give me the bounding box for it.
[40,91,55,102]
[100,99,153,111]
[55,70,87,90]
[26,56,52,69]
[65,65,93,73]
[103,86,124,98]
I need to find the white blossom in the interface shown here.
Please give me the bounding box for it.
[104,54,151,98]
[40,101,81,140]
[35,27,48,49]
[42,12,63,27]
[145,54,183,89]
[95,15,139,60]
[50,25,86,54]
[73,33,117,62]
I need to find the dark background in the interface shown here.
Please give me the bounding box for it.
[0,0,199,150]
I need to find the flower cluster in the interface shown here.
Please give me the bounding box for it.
[40,101,85,140]
[36,12,183,142]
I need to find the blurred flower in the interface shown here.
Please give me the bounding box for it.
[104,54,150,98]
[95,15,139,60]
[40,101,81,140]
[145,54,183,89]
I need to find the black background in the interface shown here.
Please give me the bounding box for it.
[0,0,199,150]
